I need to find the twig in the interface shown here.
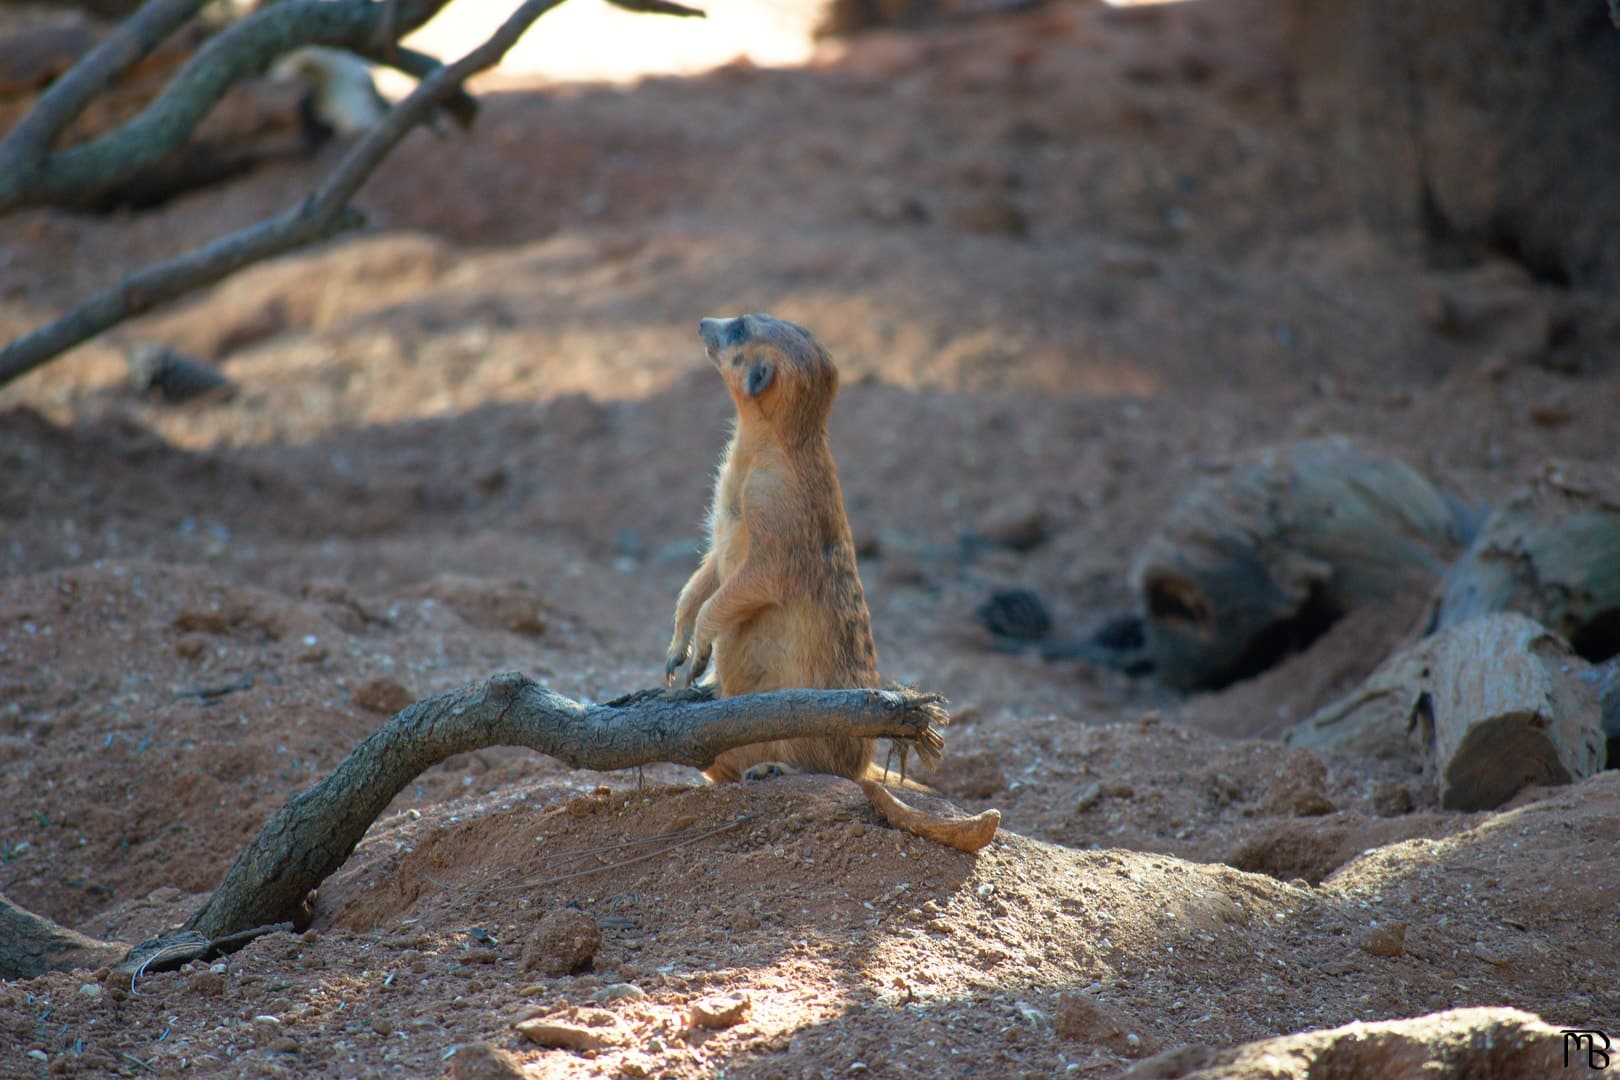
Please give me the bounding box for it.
[356,44,479,128]
[128,919,293,990]
[604,0,707,15]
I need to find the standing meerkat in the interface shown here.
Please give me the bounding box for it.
[665,313,879,783]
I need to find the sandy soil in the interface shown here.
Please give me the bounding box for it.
[1,1,1617,1077]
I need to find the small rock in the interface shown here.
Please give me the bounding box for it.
[524,908,602,976]
[186,968,226,997]
[974,495,1048,551]
[1054,991,1156,1057]
[591,983,647,1003]
[27,1050,47,1062]
[515,1018,617,1051]
[933,750,1006,799]
[690,992,752,1029]
[950,193,1028,237]
[268,1036,299,1055]
[1370,779,1414,817]
[448,1041,526,1080]
[251,1015,282,1046]
[1074,782,1103,813]
[126,342,235,405]
[977,588,1052,643]
[352,677,414,715]
[77,983,102,1000]
[370,1016,395,1037]
[1360,921,1408,958]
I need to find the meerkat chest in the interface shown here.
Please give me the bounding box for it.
[709,461,751,577]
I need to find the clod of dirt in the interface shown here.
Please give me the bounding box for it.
[1258,751,1336,817]
[932,749,1008,799]
[447,1041,526,1080]
[523,907,602,976]
[1054,990,1156,1058]
[1360,921,1408,958]
[689,992,752,1029]
[352,676,414,715]
[184,967,226,996]
[973,493,1049,551]
[514,1017,620,1051]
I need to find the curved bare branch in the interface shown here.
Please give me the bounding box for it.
[160,674,946,956]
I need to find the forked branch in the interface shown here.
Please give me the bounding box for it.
[0,0,705,388]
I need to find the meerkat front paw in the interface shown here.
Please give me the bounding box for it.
[684,638,712,687]
[742,761,803,781]
[665,632,692,685]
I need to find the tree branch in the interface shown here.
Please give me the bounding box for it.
[355,43,479,129]
[0,893,128,981]
[112,674,944,972]
[1,0,662,388]
[0,0,460,212]
[0,0,211,177]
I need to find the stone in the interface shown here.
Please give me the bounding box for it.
[690,992,752,1029]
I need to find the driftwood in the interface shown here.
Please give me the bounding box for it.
[0,893,127,981]
[1131,438,1475,689]
[1287,613,1606,810]
[88,674,949,979]
[1431,462,1620,662]
[860,781,1000,853]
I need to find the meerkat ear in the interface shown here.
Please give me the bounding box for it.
[745,359,775,397]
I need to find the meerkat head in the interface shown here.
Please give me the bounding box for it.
[698,313,838,435]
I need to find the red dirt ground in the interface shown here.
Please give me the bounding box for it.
[1,1,1616,1077]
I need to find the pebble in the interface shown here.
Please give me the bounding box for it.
[515,1018,617,1051]
[524,908,602,976]
[690,992,752,1029]
[1360,921,1408,958]
[77,983,101,1000]
[446,1041,525,1080]
[591,982,647,1003]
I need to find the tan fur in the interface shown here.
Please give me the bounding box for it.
[666,314,878,783]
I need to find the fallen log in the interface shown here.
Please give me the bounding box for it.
[1131,438,1475,690]
[1287,613,1606,810]
[1431,461,1620,662]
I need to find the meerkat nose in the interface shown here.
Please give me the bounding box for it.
[698,317,734,349]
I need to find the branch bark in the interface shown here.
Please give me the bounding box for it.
[0,893,128,981]
[0,0,211,175]
[0,0,656,389]
[0,0,459,212]
[109,674,944,974]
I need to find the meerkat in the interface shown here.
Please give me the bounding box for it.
[665,313,880,783]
